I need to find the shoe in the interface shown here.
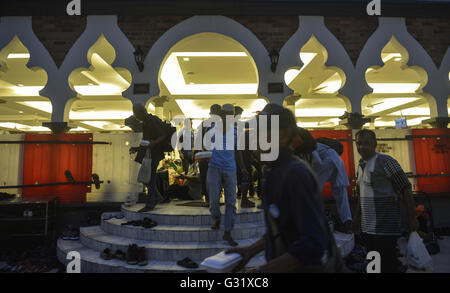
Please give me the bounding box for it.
[121,220,143,226]
[142,217,157,228]
[240,198,255,209]
[113,250,126,261]
[223,231,238,247]
[100,248,113,260]
[137,247,148,266]
[177,257,198,269]
[126,244,139,265]
[211,219,220,230]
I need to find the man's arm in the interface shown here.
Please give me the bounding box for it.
[384,157,419,233]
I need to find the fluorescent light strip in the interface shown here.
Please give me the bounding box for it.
[7,53,30,59]
[18,101,52,113]
[173,52,247,57]
[161,53,257,95]
[369,83,421,94]
[70,110,133,120]
[73,84,123,96]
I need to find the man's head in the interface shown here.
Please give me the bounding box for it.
[355,129,377,160]
[234,106,244,117]
[210,104,221,115]
[258,103,297,149]
[132,103,148,121]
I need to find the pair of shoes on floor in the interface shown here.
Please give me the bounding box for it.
[177,257,198,269]
[223,231,238,247]
[120,217,157,228]
[126,244,147,266]
[103,213,124,221]
[60,227,80,241]
[240,198,255,209]
[100,248,126,261]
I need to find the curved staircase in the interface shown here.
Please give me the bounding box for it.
[57,201,267,273]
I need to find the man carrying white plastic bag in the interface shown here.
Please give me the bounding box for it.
[406,232,432,271]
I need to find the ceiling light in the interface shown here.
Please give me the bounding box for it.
[18,101,52,113]
[295,108,345,117]
[70,110,133,120]
[183,58,190,61]
[368,83,422,94]
[19,111,23,114]
[7,53,30,59]
[73,84,123,96]
[14,86,44,96]
[173,52,247,57]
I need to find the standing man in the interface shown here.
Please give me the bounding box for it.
[354,129,419,273]
[196,104,221,205]
[179,118,194,174]
[207,104,248,247]
[294,128,353,233]
[227,104,342,272]
[129,104,169,212]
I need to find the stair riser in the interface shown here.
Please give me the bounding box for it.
[101,220,266,242]
[57,248,203,273]
[121,208,265,225]
[81,233,235,261]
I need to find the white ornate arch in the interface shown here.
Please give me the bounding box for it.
[122,15,270,105]
[279,16,355,109]
[356,17,440,117]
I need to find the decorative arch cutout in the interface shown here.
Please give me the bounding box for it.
[362,36,435,127]
[66,35,134,132]
[0,35,53,132]
[283,35,349,128]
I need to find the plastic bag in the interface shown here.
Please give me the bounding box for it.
[406,232,432,269]
[137,150,152,184]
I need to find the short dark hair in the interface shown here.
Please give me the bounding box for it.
[355,129,377,145]
[234,106,244,116]
[210,104,221,115]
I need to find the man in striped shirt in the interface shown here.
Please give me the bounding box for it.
[354,129,418,273]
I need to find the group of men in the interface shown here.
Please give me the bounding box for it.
[127,102,419,273]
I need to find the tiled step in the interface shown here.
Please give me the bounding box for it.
[121,202,264,225]
[57,239,266,273]
[80,226,262,262]
[101,216,266,242]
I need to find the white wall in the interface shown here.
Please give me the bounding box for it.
[0,134,24,195]
[88,133,143,202]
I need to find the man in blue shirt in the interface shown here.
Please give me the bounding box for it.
[207,104,248,247]
[227,104,341,272]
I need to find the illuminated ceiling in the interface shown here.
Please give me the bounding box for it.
[284,35,348,128]
[158,33,263,121]
[0,35,52,132]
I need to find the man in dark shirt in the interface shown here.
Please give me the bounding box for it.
[227,104,335,272]
[129,104,169,212]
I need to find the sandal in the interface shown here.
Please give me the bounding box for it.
[177,257,198,269]
[100,248,113,260]
[142,217,157,228]
[113,250,126,261]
